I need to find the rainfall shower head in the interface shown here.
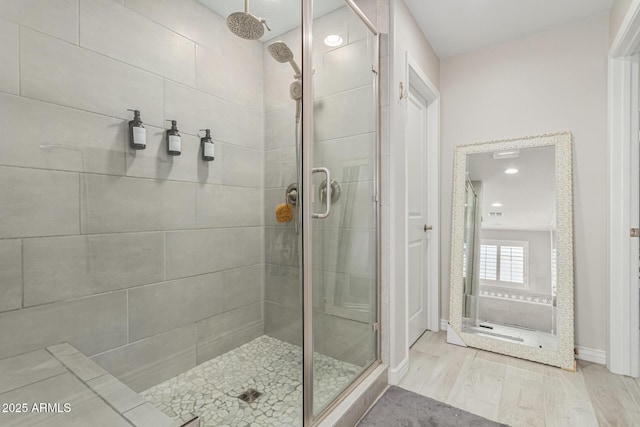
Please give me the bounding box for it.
[227,0,270,40]
[268,41,302,79]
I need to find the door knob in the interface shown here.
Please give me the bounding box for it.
[424,225,433,232]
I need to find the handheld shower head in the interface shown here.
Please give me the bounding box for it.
[268,41,302,79]
[227,0,271,40]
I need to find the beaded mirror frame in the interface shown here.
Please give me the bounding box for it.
[448,132,575,370]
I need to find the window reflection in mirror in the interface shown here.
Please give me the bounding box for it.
[461,145,558,350]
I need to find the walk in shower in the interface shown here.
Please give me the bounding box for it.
[0,0,380,426]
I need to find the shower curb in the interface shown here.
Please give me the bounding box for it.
[317,364,388,427]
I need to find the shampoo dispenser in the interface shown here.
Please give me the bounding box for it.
[166,120,182,156]
[127,109,146,150]
[200,129,215,161]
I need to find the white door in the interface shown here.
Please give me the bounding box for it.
[407,89,430,345]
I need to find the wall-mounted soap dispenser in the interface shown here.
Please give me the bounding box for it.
[127,109,146,150]
[166,120,182,156]
[200,129,215,161]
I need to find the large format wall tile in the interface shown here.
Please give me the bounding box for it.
[125,126,222,184]
[265,107,296,151]
[314,181,375,231]
[20,28,164,127]
[128,273,225,341]
[219,143,264,188]
[314,311,373,367]
[80,0,196,86]
[264,147,296,190]
[0,372,131,426]
[223,264,263,311]
[264,263,300,308]
[0,291,127,360]
[196,185,263,228]
[314,85,375,141]
[264,301,301,347]
[264,226,300,268]
[0,166,79,238]
[81,174,196,234]
[315,133,376,183]
[0,19,18,94]
[165,227,262,280]
[196,44,263,112]
[263,187,290,227]
[0,349,66,395]
[0,0,78,43]
[196,301,263,364]
[92,325,196,392]
[315,38,373,99]
[0,94,126,175]
[264,66,299,114]
[164,81,263,150]
[23,232,165,307]
[123,0,228,53]
[0,239,21,313]
[313,228,375,277]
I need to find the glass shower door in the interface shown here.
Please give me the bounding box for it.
[307,1,379,417]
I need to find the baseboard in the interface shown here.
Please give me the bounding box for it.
[388,357,409,385]
[575,345,607,365]
[438,320,606,365]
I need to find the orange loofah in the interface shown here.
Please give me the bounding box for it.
[275,203,293,223]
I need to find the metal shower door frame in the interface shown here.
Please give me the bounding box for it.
[301,0,381,425]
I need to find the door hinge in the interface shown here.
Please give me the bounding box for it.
[372,323,380,332]
[372,194,379,202]
[632,228,640,238]
[371,65,378,75]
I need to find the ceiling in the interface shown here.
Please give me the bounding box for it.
[467,146,556,231]
[404,0,613,58]
[198,0,345,41]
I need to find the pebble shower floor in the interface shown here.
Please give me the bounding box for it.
[141,336,361,426]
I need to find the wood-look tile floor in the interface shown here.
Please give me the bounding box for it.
[399,331,640,427]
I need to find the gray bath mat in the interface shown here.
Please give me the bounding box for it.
[357,386,508,427]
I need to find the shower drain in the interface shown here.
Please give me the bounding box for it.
[238,388,262,403]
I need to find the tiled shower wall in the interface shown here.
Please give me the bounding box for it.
[0,0,265,392]
[263,1,388,368]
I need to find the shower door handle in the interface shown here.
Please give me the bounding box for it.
[312,167,332,219]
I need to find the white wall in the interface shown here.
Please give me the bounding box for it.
[388,0,440,379]
[440,14,609,351]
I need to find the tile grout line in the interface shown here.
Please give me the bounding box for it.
[77,0,80,46]
[0,370,68,397]
[0,225,263,242]
[78,172,81,236]
[126,289,130,345]
[17,25,21,97]
[20,238,24,309]
[0,162,264,194]
[90,300,265,359]
[16,260,266,312]
[45,348,136,427]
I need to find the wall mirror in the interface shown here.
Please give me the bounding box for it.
[448,132,575,370]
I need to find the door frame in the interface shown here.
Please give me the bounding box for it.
[609,0,640,378]
[405,53,441,338]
